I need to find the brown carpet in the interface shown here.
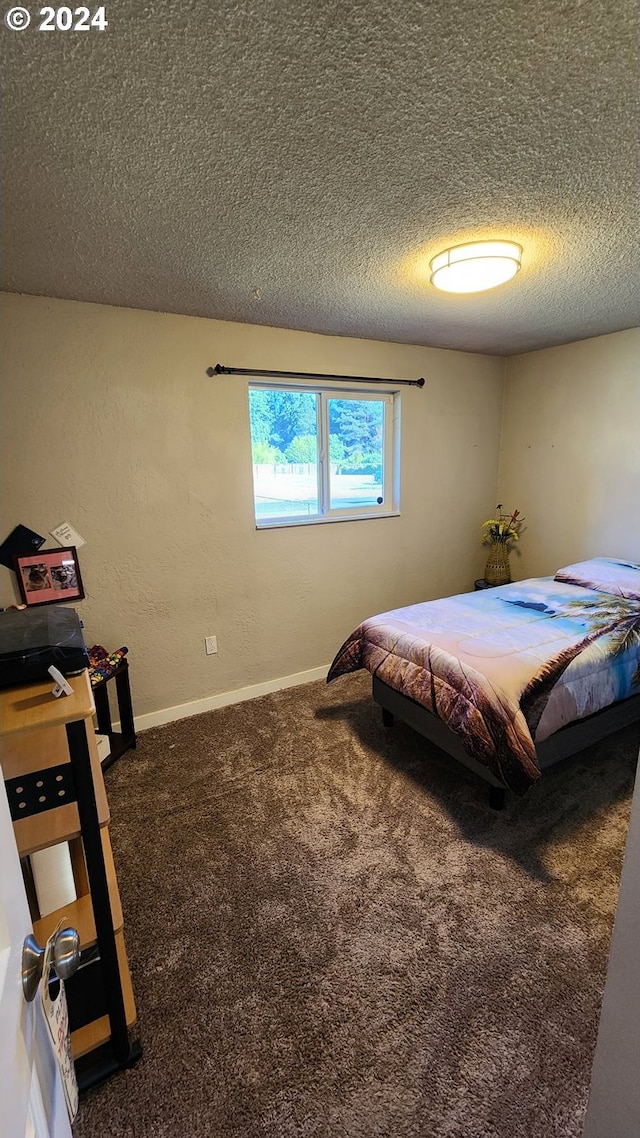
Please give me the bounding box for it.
[72,672,639,1138]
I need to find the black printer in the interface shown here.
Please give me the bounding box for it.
[0,605,88,688]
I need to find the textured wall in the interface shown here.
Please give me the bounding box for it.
[498,328,640,577]
[0,294,504,718]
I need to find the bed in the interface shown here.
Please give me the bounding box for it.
[327,557,640,806]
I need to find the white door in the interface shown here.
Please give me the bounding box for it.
[0,773,72,1138]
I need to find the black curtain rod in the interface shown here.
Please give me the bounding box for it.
[206,364,425,388]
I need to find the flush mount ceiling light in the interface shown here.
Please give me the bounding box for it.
[430,240,522,294]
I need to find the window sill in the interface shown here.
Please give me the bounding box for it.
[256,511,401,531]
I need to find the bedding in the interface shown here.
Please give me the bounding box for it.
[554,557,640,599]
[327,559,640,794]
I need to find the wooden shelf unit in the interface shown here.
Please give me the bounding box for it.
[0,670,141,1090]
[32,828,123,947]
[71,931,137,1059]
[4,721,110,857]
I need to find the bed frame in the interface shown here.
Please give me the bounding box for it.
[372,675,640,809]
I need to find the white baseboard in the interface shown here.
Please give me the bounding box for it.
[131,664,331,733]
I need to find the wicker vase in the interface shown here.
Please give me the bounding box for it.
[484,542,511,586]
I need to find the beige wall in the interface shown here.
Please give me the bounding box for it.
[499,328,640,579]
[0,294,504,717]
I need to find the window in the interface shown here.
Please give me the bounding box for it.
[248,384,400,527]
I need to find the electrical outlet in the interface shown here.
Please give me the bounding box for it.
[205,636,218,656]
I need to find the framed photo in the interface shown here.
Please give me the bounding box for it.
[14,547,85,607]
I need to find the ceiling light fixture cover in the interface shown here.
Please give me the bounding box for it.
[430,241,522,294]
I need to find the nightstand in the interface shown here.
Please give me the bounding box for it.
[91,660,136,771]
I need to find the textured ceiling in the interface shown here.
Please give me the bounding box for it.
[1,0,639,355]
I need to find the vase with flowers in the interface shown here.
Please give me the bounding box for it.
[481,505,524,586]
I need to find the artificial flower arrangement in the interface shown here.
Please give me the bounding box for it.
[481,505,525,546]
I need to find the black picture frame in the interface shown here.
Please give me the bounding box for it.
[14,546,85,607]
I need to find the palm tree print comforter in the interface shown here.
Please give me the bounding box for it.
[327,558,640,794]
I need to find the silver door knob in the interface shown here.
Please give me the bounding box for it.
[22,927,81,1003]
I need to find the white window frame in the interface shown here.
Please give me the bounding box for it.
[248,382,401,529]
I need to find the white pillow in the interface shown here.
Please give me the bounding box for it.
[554,557,640,599]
